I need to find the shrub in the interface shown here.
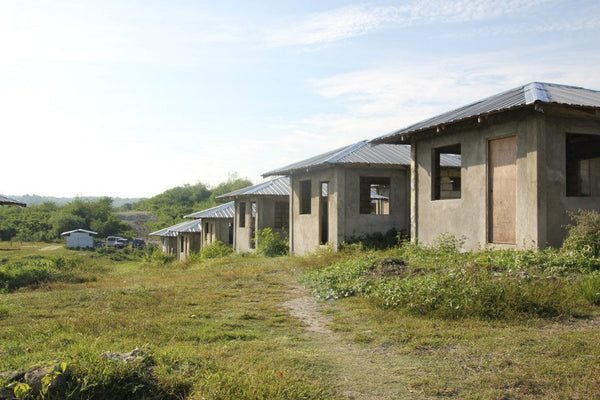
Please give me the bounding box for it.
[201,241,234,259]
[143,244,175,265]
[343,229,404,250]
[580,271,600,305]
[562,209,600,258]
[254,228,288,257]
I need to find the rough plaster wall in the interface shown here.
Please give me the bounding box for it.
[342,167,408,239]
[234,200,252,252]
[414,116,539,250]
[543,116,600,248]
[290,166,408,255]
[290,169,337,255]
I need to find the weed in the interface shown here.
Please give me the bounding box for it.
[201,240,234,259]
[562,209,600,258]
[254,228,288,257]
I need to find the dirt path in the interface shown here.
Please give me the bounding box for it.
[40,245,62,251]
[282,287,417,400]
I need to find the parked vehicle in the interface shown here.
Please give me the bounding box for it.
[132,238,145,249]
[107,236,128,248]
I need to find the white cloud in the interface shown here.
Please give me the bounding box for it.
[264,0,553,47]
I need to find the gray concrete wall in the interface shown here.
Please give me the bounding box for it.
[234,196,289,252]
[203,218,233,248]
[412,110,600,250]
[542,114,600,247]
[412,115,540,250]
[289,166,409,255]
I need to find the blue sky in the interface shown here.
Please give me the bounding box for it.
[2,0,600,198]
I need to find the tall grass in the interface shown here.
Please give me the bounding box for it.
[306,240,598,320]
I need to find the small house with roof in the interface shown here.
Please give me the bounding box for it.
[60,229,97,249]
[184,201,235,250]
[373,82,600,250]
[216,177,290,252]
[149,220,196,259]
[263,141,426,255]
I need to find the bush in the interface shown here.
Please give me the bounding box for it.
[201,241,234,259]
[142,244,175,265]
[343,229,405,250]
[580,271,600,305]
[562,209,600,258]
[254,228,288,257]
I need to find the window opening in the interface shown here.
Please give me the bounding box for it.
[320,182,329,244]
[433,144,461,200]
[299,180,311,214]
[566,133,600,197]
[250,201,256,249]
[360,177,391,214]
[274,201,289,229]
[239,202,246,228]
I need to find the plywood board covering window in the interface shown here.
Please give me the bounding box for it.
[360,177,391,214]
[432,144,461,200]
[566,133,600,197]
[299,180,311,215]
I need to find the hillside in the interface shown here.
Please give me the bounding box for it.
[12,194,141,208]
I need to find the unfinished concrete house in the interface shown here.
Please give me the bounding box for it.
[149,202,234,260]
[216,176,290,252]
[373,82,600,250]
[184,201,235,250]
[262,140,431,255]
[149,221,189,258]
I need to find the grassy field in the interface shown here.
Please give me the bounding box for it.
[1,241,599,399]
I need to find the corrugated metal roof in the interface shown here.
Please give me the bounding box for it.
[262,141,412,177]
[60,229,98,236]
[150,220,190,237]
[184,201,235,219]
[172,219,203,233]
[0,194,26,207]
[373,82,600,143]
[216,176,290,200]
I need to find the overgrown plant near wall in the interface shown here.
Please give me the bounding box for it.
[201,240,234,259]
[305,234,600,321]
[254,228,288,257]
[562,209,600,258]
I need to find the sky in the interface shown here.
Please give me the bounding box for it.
[2,0,600,199]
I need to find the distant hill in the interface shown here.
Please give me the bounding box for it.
[12,195,143,208]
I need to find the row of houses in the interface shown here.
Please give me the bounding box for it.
[151,82,600,259]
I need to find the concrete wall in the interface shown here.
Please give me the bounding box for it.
[203,218,233,248]
[234,196,289,252]
[412,114,539,250]
[160,237,177,256]
[177,232,201,261]
[289,166,409,255]
[541,113,600,247]
[65,232,94,248]
[411,109,600,250]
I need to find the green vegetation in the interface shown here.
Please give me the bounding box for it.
[0,198,132,242]
[200,240,235,259]
[134,174,252,231]
[2,215,600,399]
[254,228,288,257]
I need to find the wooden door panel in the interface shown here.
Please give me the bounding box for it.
[488,136,517,244]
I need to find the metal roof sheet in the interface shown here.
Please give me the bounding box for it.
[149,219,202,237]
[373,82,600,143]
[216,176,290,200]
[262,141,412,177]
[184,201,235,219]
[0,194,26,207]
[60,229,98,236]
